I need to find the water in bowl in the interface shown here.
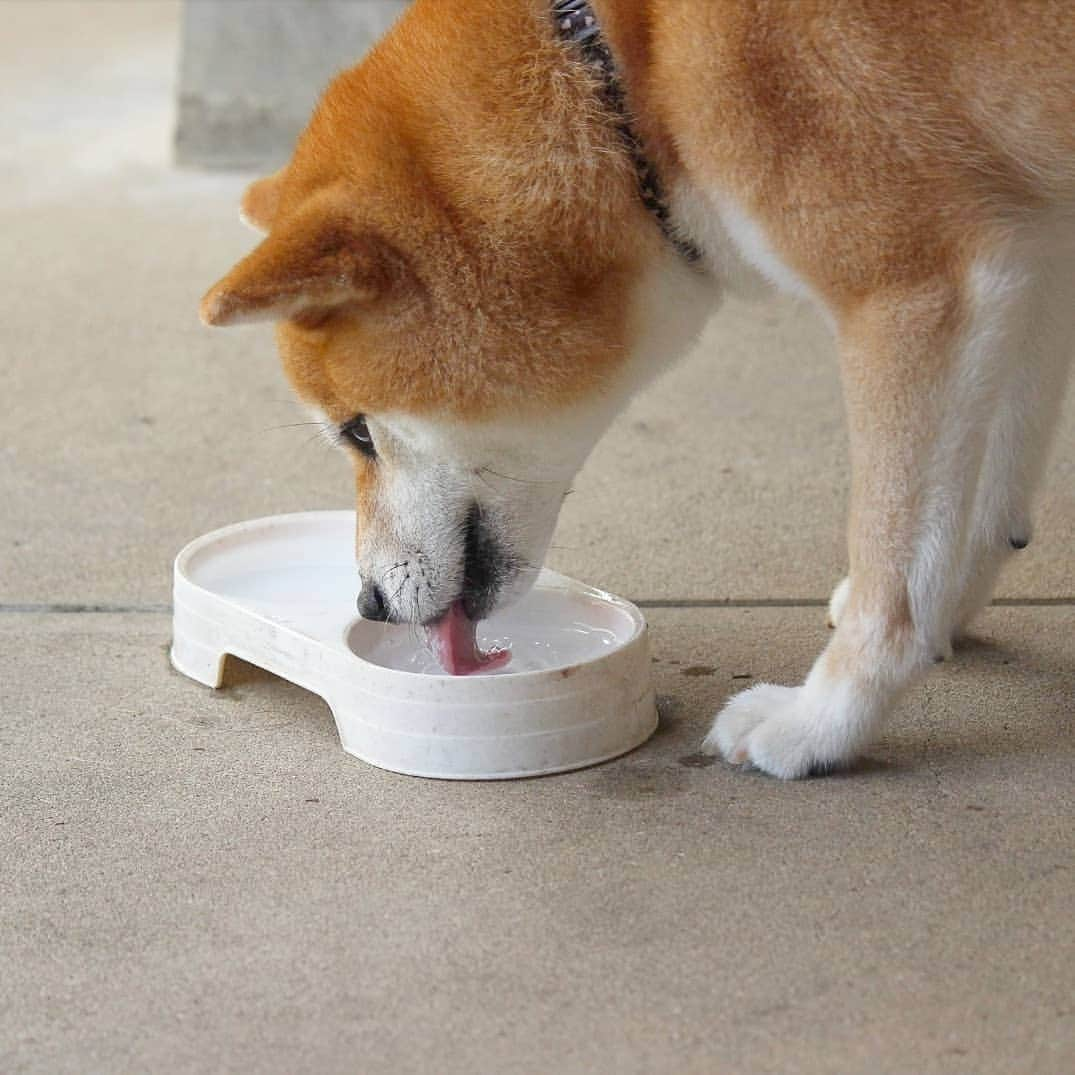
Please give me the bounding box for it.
[349,590,631,676]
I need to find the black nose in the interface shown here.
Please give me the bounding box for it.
[357,580,390,621]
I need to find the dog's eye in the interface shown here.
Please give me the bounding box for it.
[340,415,376,458]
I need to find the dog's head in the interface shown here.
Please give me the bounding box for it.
[200,5,711,627]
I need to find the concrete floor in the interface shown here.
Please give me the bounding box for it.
[2,4,1072,1073]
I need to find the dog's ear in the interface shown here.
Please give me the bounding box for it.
[200,209,411,327]
[238,170,284,234]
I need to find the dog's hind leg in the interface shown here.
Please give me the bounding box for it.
[703,258,1027,778]
[952,250,1075,639]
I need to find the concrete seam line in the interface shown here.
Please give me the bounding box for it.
[635,597,1075,609]
[0,599,1073,614]
[0,604,173,614]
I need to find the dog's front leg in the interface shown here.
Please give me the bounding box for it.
[703,275,1001,777]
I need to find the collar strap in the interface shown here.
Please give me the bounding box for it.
[553,0,703,264]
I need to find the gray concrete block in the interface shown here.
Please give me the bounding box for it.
[175,0,410,170]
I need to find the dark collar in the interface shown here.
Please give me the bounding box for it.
[553,0,703,265]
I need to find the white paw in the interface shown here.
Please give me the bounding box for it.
[701,683,798,765]
[827,576,850,629]
[701,682,861,780]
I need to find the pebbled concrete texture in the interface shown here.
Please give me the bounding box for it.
[2,608,1073,1075]
[1,3,1073,1073]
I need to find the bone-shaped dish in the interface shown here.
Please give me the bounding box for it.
[170,512,657,779]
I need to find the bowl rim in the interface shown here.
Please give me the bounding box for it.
[174,510,648,688]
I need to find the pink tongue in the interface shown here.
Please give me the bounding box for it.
[428,601,511,676]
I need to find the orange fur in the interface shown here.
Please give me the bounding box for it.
[644,0,1074,310]
[202,0,1075,412]
[203,0,656,419]
[239,169,284,232]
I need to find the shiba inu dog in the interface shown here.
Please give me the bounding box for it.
[201,0,1074,777]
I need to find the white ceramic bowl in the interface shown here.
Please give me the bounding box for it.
[170,512,656,779]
